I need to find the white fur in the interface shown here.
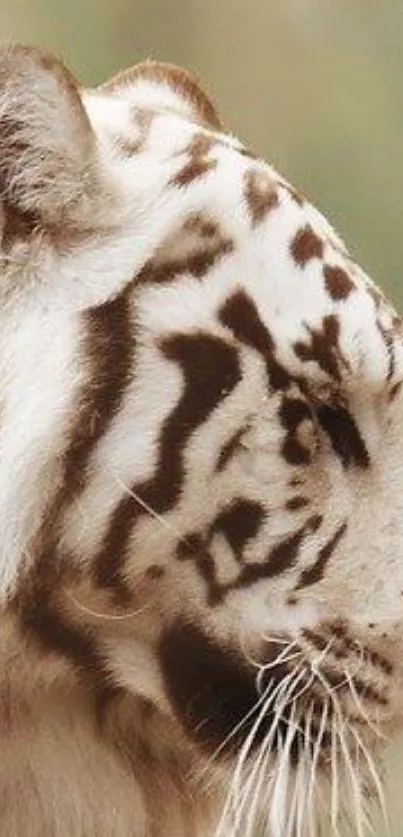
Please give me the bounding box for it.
[0,49,403,837]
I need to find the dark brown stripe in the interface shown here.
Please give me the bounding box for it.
[323,264,355,301]
[183,212,222,237]
[172,157,216,187]
[159,620,291,753]
[366,650,393,676]
[321,666,388,706]
[136,236,233,286]
[1,199,39,251]
[177,513,322,604]
[95,333,241,592]
[286,496,310,511]
[296,522,347,589]
[243,168,279,226]
[114,108,156,156]
[212,513,322,598]
[170,132,217,187]
[316,404,370,468]
[290,225,323,267]
[19,590,116,701]
[219,290,290,390]
[15,287,135,686]
[303,625,393,679]
[302,628,329,652]
[289,475,305,488]
[145,564,166,580]
[262,514,322,578]
[389,380,402,401]
[211,499,265,560]
[377,320,396,383]
[62,292,134,500]
[279,397,314,466]
[216,426,248,472]
[185,133,216,158]
[176,532,223,606]
[294,315,344,383]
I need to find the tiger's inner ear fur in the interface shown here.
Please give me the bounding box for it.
[99,60,222,131]
[0,44,101,231]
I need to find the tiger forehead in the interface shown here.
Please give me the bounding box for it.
[82,82,402,393]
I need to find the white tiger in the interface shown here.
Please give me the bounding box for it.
[0,43,402,837]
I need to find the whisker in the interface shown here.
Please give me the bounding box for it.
[284,729,300,837]
[303,702,318,837]
[199,676,275,785]
[351,725,390,836]
[65,589,152,621]
[105,466,195,550]
[218,666,305,837]
[242,721,274,837]
[343,666,386,740]
[337,714,368,837]
[256,640,303,695]
[215,685,277,836]
[330,711,342,837]
[294,741,309,837]
[310,635,334,673]
[239,631,299,675]
[269,699,299,837]
[261,633,298,646]
[307,699,328,837]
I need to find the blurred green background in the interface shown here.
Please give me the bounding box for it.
[1,1,402,834]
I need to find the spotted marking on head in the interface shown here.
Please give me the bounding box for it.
[170,132,217,187]
[294,315,347,383]
[136,211,234,283]
[323,264,356,301]
[113,108,156,156]
[280,397,317,466]
[219,290,290,391]
[178,512,322,605]
[243,168,279,226]
[290,224,324,266]
[296,522,347,589]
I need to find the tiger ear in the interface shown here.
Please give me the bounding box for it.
[0,44,100,230]
[99,61,222,131]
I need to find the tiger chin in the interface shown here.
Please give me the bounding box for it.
[0,42,402,837]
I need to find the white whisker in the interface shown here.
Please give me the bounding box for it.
[337,714,368,837]
[105,466,190,546]
[351,725,390,836]
[215,686,275,836]
[343,666,386,741]
[330,711,342,837]
[199,677,275,785]
[65,589,152,621]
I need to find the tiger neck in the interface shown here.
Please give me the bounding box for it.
[0,613,220,837]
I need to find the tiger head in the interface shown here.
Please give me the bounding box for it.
[1,44,403,837]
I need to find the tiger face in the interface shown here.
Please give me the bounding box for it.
[1,44,403,837]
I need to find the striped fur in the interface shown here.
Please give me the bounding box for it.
[1,44,403,837]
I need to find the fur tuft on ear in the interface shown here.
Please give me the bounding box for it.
[100,60,222,131]
[0,44,99,230]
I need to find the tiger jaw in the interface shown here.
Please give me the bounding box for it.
[158,618,391,836]
[159,616,393,749]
